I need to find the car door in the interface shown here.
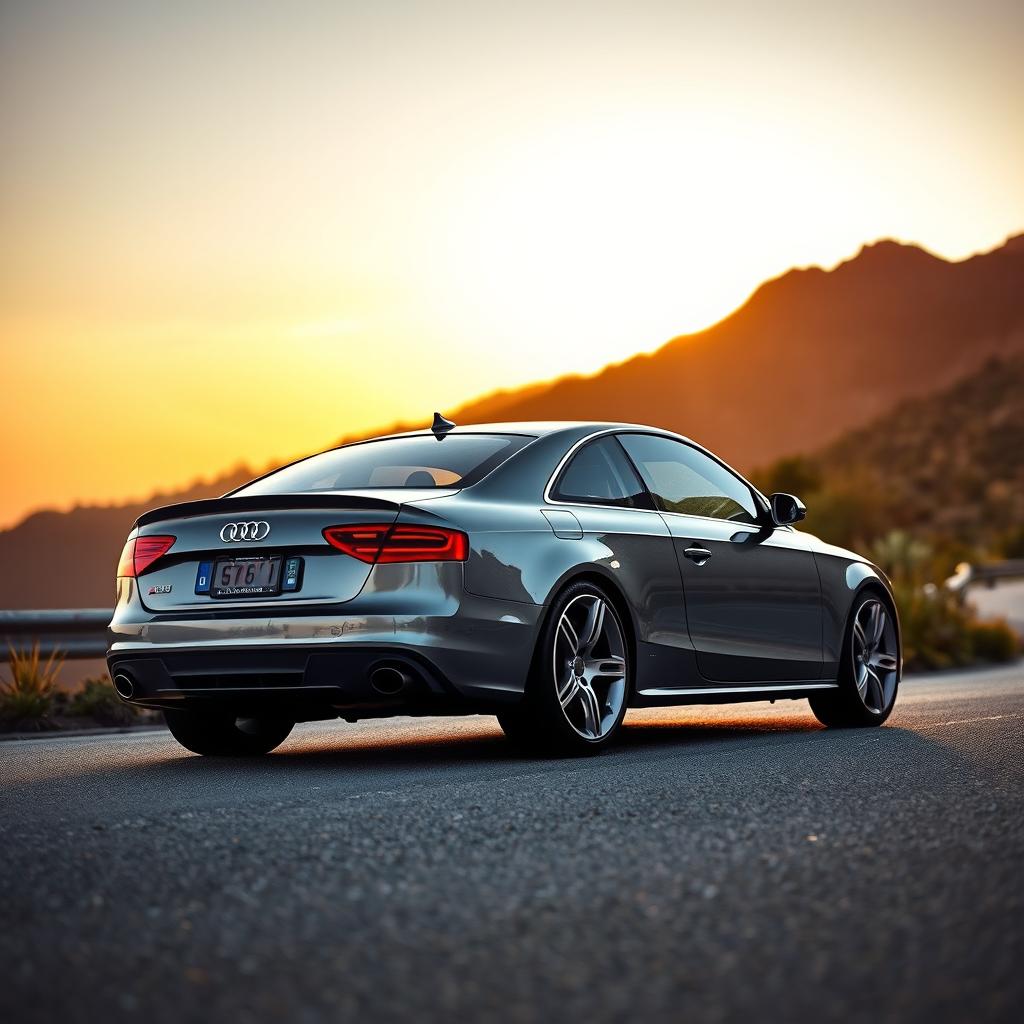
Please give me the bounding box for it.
[617,432,823,682]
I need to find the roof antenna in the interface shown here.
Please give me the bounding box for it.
[431,411,456,438]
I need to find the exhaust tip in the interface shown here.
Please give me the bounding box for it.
[113,673,135,700]
[370,666,410,696]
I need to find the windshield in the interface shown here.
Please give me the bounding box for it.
[230,433,534,496]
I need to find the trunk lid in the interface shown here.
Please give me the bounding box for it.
[130,490,454,613]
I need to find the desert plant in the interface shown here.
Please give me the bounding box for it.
[68,675,142,725]
[0,643,64,725]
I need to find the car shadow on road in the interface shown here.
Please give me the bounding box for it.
[266,707,822,760]
[3,710,969,815]
[144,708,832,783]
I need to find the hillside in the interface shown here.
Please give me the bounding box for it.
[1,233,1021,609]
[451,234,1024,468]
[0,470,253,610]
[754,353,1024,552]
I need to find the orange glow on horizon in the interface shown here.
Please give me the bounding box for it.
[1,1,1022,529]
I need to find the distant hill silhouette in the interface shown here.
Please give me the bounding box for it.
[1,233,1021,608]
[0,470,254,610]
[451,234,1024,467]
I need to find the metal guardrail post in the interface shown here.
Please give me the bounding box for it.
[945,560,1024,596]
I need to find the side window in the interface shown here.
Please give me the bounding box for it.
[617,434,760,524]
[552,437,650,509]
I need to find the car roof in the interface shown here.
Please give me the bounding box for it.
[374,421,693,442]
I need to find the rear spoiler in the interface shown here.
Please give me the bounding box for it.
[134,493,402,528]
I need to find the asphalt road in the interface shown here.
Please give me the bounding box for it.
[2,666,1022,1024]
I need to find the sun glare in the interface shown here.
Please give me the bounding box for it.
[418,108,870,378]
[1,1,1022,528]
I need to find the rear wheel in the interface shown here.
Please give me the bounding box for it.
[810,593,900,728]
[164,709,294,756]
[499,581,631,755]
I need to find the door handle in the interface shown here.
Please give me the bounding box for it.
[683,546,713,566]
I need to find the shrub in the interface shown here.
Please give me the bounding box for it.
[894,585,973,671]
[68,675,142,725]
[893,584,1021,672]
[969,619,1020,663]
[999,524,1024,560]
[0,643,64,726]
[870,531,934,588]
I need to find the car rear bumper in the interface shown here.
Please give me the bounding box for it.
[107,644,470,719]
[107,596,543,718]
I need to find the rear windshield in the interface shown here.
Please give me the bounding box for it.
[230,434,533,496]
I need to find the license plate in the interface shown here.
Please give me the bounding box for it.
[210,556,283,598]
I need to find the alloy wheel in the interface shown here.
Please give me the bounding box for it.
[852,598,899,714]
[552,593,627,740]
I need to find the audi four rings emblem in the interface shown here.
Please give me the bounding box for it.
[219,521,271,542]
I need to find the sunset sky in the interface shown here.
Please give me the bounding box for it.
[1,0,1022,529]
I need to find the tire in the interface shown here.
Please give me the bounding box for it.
[503,580,631,755]
[809,591,900,728]
[164,709,294,756]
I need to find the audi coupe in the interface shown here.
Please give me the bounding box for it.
[107,417,902,756]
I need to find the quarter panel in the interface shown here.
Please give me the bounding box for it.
[445,495,700,693]
[808,536,895,670]
[554,506,688,650]
[455,498,688,647]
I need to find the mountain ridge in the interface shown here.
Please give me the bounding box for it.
[447,232,1024,466]
[2,231,1022,608]
[753,351,1024,553]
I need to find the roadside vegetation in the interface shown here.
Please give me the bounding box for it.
[0,644,155,731]
[0,643,64,726]
[753,453,1022,674]
[66,676,148,725]
[864,532,1018,671]
[751,357,1024,672]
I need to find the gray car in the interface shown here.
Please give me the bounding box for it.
[107,417,902,756]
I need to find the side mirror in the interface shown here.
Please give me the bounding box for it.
[769,492,806,527]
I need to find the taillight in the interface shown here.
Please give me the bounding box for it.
[116,535,176,577]
[323,523,468,564]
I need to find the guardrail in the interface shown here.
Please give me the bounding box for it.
[945,560,1024,594]
[0,609,112,659]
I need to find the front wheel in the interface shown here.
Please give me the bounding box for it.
[164,709,294,756]
[501,581,631,755]
[809,593,900,728]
